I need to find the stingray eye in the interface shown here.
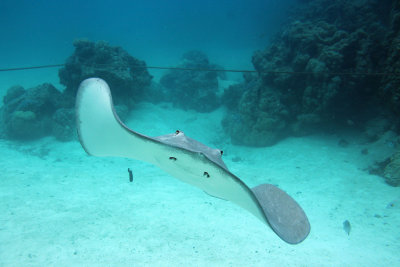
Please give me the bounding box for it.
[220,150,223,155]
[203,172,210,178]
[175,130,180,135]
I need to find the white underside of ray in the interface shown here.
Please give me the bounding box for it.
[76,78,268,225]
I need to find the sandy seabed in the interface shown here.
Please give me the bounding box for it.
[0,102,399,266]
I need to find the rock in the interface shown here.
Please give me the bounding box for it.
[378,1,400,115]
[2,83,62,139]
[13,110,36,120]
[355,131,399,179]
[384,150,400,186]
[222,81,287,146]
[221,76,257,110]
[59,39,152,108]
[3,85,25,104]
[221,0,398,147]
[160,50,220,112]
[52,108,75,141]
[365,116,393,142]
[7,110,52,139]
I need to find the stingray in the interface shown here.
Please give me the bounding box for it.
[75,78,310,244]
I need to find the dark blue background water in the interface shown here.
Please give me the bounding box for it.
[0,0,296,72]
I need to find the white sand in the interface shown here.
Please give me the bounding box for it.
[0,102,399,266]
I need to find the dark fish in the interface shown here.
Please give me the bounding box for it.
[343,220,351,235]
[128,168,133,182]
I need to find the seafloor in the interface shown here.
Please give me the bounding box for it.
[0,100,399,266]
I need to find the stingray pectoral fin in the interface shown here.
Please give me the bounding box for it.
[204,165,310,244]
[76,78,157,163]
[251,184,310,244]
[190,158,310,244]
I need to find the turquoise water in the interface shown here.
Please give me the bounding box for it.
[0,0,292,74]
[1,0,400,266]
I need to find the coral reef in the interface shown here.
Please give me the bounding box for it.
[0,40,152,141]
[379,0,400,114]
[1,87,131,142]
[59,39,152,107]
[222,76,288,146]
[222,0,398,146]
[364,116,393,142]
[51,108,75,141]
[160,50,220,112]
[384,149,400,186]
[2,84,63,139]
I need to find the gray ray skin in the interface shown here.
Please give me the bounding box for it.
[75,78,310,244]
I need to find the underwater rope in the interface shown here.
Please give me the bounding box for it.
[0,63,398,76]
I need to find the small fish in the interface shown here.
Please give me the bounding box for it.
[128,168,133,182]
[343,220,351,235]
[386,199,400,209]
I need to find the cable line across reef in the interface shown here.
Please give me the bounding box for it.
[0,63,398,77]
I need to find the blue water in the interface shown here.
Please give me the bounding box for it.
[0,0,294,71]
[1,0,400,266]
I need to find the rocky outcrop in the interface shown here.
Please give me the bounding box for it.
[222,0,397,146]
[0,40,154,141]
[379,1,400,114]
[222,76,289,146]
[59,39,152,108]
[2,84,64,140]
[160,50,220,112]
[384,149,400,186]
